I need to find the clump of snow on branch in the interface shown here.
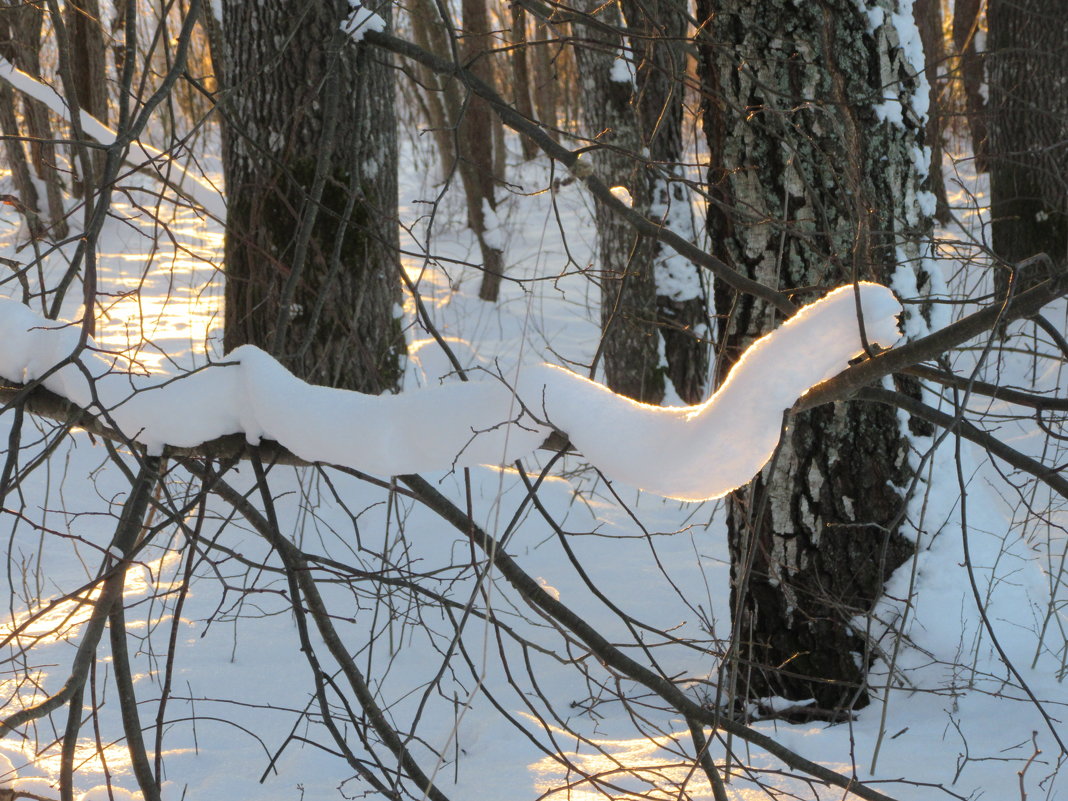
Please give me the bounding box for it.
[341,1,386,40]
[0,284,901,501]
[609,48,636,85]
[608,185,633,208]
[0,58,225,220]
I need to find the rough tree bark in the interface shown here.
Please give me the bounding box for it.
[987,0,1068,286]
[698,0,935,711]
[221,0,405,393]
[573,0,663,404]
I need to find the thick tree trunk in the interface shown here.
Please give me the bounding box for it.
[987,0,1068,288]
[574,0,663,404]
[221,0,405,394]
[698,0,932,712]
[622,0,710,403]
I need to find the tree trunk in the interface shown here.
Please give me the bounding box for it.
[221,0,405,394]
[987,0,1068,289]
[0,0,68,238]
[573,0,663,404]
[459,0,507,302]
[914,0,950,223]
[510,4,540,161]
[0,81,43,237]
[65,0,108,195]
[621,0,710,403]
[531,18,560,142]
[953,0,988,171]
[407,0,455,182]
[698,0,932,712]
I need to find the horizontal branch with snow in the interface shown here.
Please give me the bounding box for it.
[1,285,901,501]
[0,57,225,220]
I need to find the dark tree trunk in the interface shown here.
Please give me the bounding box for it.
[221,0,405,394]
[987,0,1068,289]
[509,4,540,161]
[460,0,507,302]
[65,0,108,195]
[621,0,710,403]
[953,0,989,171]
[697,0,932,712]
[573,0,663,404]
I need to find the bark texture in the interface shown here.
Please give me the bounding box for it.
[573,0,663,404]
[221,0,404,393]
[698,0,932,711]
[987,0,1068,285]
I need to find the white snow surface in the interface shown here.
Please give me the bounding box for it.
[0,283,900,501]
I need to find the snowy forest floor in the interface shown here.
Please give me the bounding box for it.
[0,130,1066,801]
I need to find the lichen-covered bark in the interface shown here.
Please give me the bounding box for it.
[573,0,663,404]
[988,0,1068,285]
[697,0,933,710]
[221,0,404,393]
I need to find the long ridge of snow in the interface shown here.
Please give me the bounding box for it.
[0,283,901,501]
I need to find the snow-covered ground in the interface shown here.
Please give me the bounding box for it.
[0,129,1066,801]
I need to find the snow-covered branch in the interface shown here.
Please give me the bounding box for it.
[0,284,900,501]
[0,57,225,220]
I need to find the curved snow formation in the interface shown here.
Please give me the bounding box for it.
[0,283,901,501]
